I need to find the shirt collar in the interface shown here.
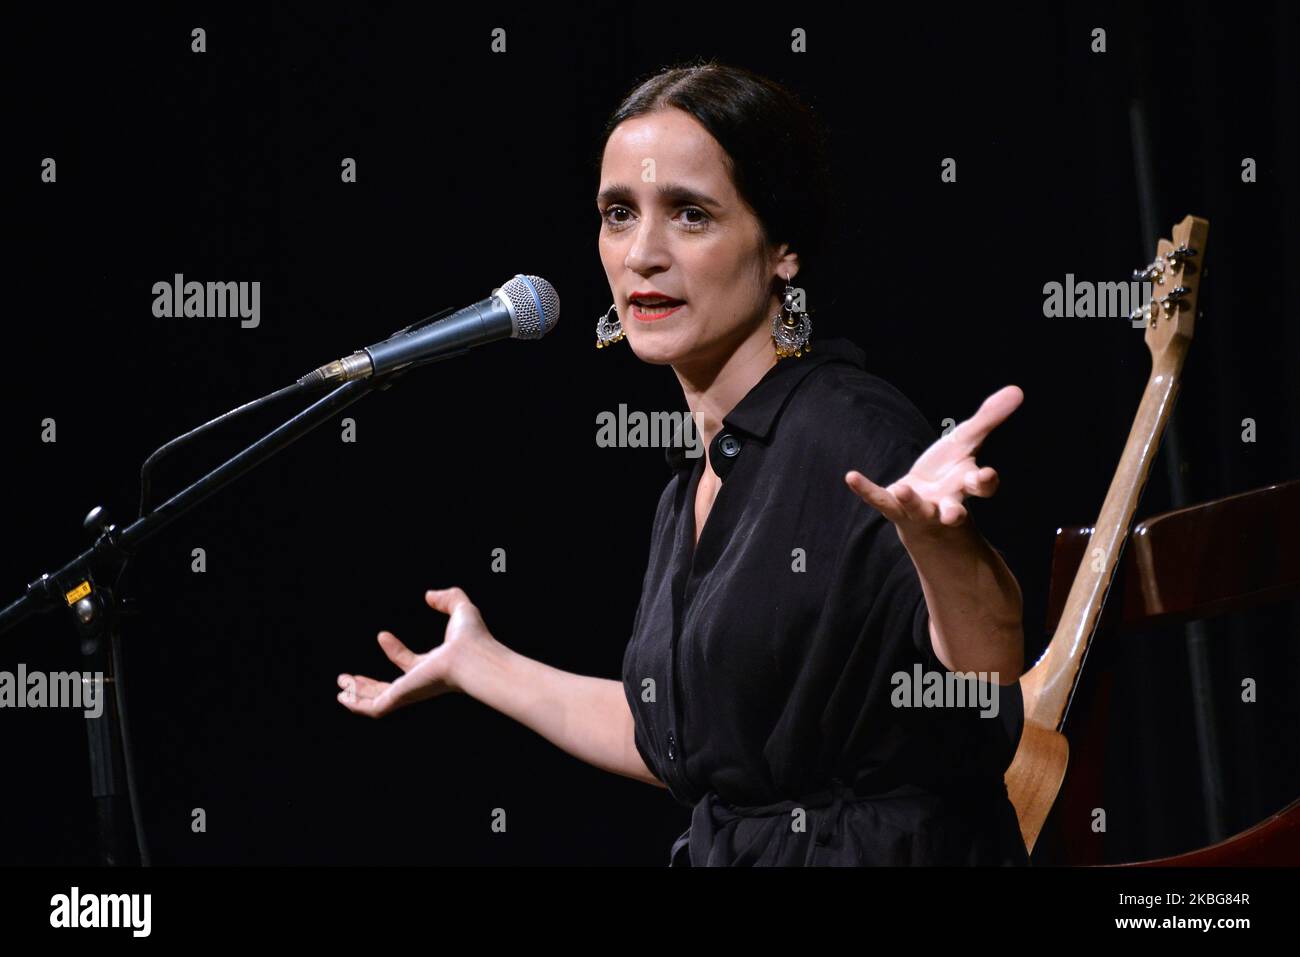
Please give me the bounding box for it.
[664,337,867,475]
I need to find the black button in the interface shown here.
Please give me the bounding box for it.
[710,431,743,481]
[667,730,677,761]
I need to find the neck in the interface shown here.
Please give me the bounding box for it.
[672,320,777,461]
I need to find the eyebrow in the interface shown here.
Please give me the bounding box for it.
[596,182,724,210]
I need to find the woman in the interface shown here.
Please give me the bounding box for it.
[337,60,1030,866]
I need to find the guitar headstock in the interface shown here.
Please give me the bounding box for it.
[1133,214,1210,361]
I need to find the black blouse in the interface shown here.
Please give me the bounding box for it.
[621,337,1029,866]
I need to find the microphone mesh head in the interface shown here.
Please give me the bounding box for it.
[500,274,560,339]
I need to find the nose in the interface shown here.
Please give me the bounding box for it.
[624,216,670,275]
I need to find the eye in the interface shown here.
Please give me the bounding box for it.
[679,207,709,229]
[600,205,632,228]
[598,204,710,231]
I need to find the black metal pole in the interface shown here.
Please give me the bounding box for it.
[0,372,396,865]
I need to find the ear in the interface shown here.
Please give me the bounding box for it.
[771,242,800,284]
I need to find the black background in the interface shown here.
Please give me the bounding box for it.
[3,2,1297,865]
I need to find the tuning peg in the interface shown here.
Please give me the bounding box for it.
[1157,286,1193,310]
[1133,258,1166,282]
[1129,302,1152,328]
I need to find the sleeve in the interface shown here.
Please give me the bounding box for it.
[618,478,677,784]
[831,386,942,669]
[621,612,664,783]
[893,548,949,672]
[828,426,950,675]
[851,531,948,673]
[626,680,659,774]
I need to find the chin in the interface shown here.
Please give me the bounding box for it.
[625,327,693,366]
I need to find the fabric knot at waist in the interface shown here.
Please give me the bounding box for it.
[713,776,931,845]
[669,772,1011,866]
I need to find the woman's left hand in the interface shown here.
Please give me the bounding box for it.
[844,386,1023,537]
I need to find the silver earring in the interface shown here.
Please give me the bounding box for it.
[771,273,811,359]
[595,303,624,349]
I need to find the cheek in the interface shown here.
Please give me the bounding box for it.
[704,234,759,285]
[680,241,734,291]
[701,257,760,309]
[597,236,620,271]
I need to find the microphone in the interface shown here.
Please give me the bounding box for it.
[299,274,560,386]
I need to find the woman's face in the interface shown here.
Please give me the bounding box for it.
[597,107,794,368]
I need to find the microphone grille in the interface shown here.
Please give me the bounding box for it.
[499,274,560,339]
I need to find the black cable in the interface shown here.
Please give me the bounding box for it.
[138,379,317,519]
[121,374,329,864]
[136,306,456,518]
[113,309,453,864]
[109,597,151,866]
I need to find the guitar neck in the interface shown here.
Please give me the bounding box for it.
[1027,345,1188,727]
[1026,214,1209,730]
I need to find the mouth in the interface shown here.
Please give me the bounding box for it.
[629,295,687,321]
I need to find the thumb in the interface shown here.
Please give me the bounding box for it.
[377,631,419,672]
[425,586,469,614]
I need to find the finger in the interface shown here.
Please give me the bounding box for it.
[938,496,969,526]
[337,677,392,717]
[378,670,436,713]
[377,630,419,672]
[891,482,937,523]
[338,673,386,699]
[340,687,393,719]
[337,674,358,706]
[950,385,1024,452]
[425,587,471,615]
[962,466,1000,498]
[845,470,905,523]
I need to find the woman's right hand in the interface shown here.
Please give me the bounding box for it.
[337,587,493,719]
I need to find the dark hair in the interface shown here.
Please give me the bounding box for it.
[595,58,835,306]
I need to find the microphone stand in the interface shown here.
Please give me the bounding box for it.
[0,360,437,865]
